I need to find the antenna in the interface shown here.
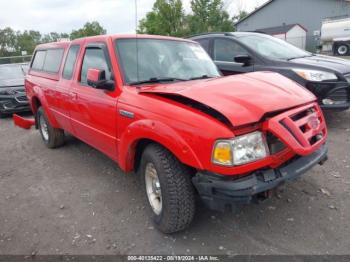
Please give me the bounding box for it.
[134,0,138,34]
[135,0,139,82]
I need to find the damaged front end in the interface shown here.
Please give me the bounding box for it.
[192,102,328,211]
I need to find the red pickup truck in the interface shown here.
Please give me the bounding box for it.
[25,34,328,233]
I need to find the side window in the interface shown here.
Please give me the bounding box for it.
[62,45,80,80]
[197,38,210,53]
[31,50,46,71]
[214,39,248,62]
[80,47,111,85]
[43,49,65,73]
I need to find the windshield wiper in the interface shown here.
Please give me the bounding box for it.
[129,77,186,85]
[20,66,26,75]
[287,54,314,61]
[188,75,214,81]
[129,75,216,85]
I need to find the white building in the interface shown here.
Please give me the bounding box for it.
[235,0,350,51]
[256,23,307,49]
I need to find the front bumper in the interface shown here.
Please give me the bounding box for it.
[192,144,328,212]
[306,81,350,111]
[0,94,30,114]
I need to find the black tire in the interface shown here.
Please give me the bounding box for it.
[335,44,349,56]
[139,144,196,233]
[37,107,65,148]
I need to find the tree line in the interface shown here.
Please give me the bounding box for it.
[138,0,248,37]
[0,21,106,57]
[0,0,249,58]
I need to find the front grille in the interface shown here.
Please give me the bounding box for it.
[2,101,15,109]
[265,103,327,156]
[15,95,28,102]
[280,105,326,147]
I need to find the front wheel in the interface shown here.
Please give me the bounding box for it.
[335,44,349,56]
[37,107,65,148]
[139,144,196,233]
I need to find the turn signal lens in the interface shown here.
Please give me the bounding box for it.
[212,141,233,166]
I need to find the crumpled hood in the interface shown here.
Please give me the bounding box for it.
[290,54,350,75]
[139,72,316,126]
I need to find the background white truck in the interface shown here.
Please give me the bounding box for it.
[321,17,350,56]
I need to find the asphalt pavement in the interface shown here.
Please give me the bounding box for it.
[0,110,349,255]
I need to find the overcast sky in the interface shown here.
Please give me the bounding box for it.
[0,0,268,34]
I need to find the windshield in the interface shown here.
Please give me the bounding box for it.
[239,34,311,60]
[0,64,27,80]
[115,38,220,84]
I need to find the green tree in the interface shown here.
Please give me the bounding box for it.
[16,30,42,55]
[233,10,248,24]
[70,21,106,40]
[0,23,106,58]
[42,32,60,43]
[188,0,234,35]
[138,0,186,36]
[0,27,17,56]
[60,33,70,39]
[41,32,70,43]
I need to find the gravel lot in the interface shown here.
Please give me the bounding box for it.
[0,110,349,256]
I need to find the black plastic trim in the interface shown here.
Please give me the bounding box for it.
[192,144,328,211]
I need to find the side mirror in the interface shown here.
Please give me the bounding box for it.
[87,68,114,91]
[234,55,253,66]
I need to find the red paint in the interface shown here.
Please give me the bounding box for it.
[13,114,35,129]
[25,34,328,177]
[87,68,102,83]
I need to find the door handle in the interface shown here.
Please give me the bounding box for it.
[70,92,77,100]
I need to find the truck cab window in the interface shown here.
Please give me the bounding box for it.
[63,45,80,80]
[31,50,47,71]
[214,39,248,62]
[80,47,111,85]
[43,49,65,73]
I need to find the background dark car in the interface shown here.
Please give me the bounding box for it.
[0,63,30,118]
[190,32,350,111]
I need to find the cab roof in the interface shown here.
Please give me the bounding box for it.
[36,34,196,49]
[35,41,70,50]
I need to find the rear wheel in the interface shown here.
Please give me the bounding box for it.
[37,107,65,148]
[335,44,349,56]
[139,144,196,233]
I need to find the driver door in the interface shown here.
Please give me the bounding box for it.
[69,42,118,160]
[213,38,254,75]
